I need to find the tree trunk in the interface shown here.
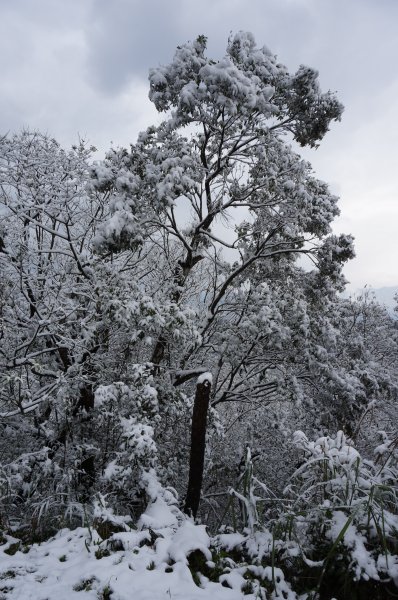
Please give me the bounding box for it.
[184,374,212,518]
[74,383,96,502]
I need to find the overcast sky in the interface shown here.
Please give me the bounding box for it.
[1,0,397,291]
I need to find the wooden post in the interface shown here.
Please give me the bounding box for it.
[184,373,212,518]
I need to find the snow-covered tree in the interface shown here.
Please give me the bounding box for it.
[92,32,354,516]
[0,131,196,531]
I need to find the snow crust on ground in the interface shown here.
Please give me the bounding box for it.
[0,526,245,600]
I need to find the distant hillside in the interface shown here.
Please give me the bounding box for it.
[354,286,398,316]
[371,286,397,309]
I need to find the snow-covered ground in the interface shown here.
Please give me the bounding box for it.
[0,526,247,600]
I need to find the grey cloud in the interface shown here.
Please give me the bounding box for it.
[1,0,90,32]
[85,0,184,92]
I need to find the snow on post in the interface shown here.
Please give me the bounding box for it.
[196,371,213,386]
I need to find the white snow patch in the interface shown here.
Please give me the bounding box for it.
[168,520,211,563]
[0,526,243,600]
[197,372,213,385]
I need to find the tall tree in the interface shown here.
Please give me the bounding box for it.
[93,32,353,516]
